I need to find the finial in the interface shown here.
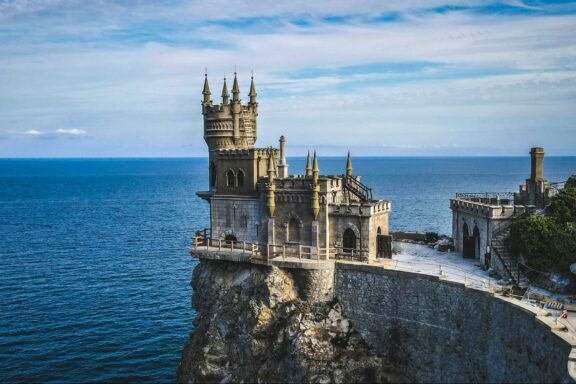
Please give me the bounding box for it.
[249,72,257,103]
[312,150,319,185]
[305,151,312,177]
[202,71,211,102]
[346,151,352,177]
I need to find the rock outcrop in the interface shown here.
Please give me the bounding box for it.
[177,260,398,384]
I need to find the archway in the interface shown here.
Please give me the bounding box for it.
[473,226,481,259]
[224,234,237,245]
[343,228,357,251]
[462,223,474,259]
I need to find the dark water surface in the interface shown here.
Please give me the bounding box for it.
[1,157,574,382]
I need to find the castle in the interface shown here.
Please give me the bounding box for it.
[195,73,392,262]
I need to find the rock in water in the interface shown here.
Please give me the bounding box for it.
[176,260,399,383]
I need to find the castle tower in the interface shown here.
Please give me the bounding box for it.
[202,73,258,152]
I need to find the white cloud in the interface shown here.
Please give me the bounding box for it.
[55,128,87,135]
[23,129,43,135]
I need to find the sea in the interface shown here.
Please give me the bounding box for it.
[1,156,575,383]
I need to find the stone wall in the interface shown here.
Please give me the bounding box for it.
[335,263,574,383]
[211,197,260,242]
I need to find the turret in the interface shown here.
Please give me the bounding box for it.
[305,151,312,177]
[277,136,288,178]
[346,151,353,177]
[267,153,276,218]
[311,151,320,220]
[202,73,211,105]
[249,75,257,105]
[202,72,257,151]
[221,77,229,105]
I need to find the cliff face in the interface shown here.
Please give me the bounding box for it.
[177,260,399,384]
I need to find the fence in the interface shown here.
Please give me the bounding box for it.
[381,258,499,292]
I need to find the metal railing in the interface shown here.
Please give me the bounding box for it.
[455,192,515,205]
[381,258,499,292]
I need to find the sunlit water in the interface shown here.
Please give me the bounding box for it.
[1,157,574,382]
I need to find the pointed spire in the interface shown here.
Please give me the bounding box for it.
[249,74,257,104]
[305,151,312,177]
[312,150,319,185]
[346,151,353,177]
[221,76,229,105]
[232,72,240,101]
[267,152,275,182]
[202,72,211,103]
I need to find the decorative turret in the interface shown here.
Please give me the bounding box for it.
[305,151,312,177]
[221,77,229,105]
[202,72,257,151]
[248,75,257,105]
[277,136,288,178]
[311,151,320,220]
[346,151,353,177]
[266,153,276,218]
[202,73,211,105]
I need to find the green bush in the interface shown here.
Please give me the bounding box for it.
[509,186,576,273]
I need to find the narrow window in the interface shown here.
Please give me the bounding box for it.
[237,170,245,187]
[227,169,235,187]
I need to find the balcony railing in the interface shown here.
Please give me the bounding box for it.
[455,192,515,205]
[190,229,371,263]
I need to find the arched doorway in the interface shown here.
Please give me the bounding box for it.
[224,234,237,245]
[462,223,474,259]
[473,226,481,259]
[343,228,357,251]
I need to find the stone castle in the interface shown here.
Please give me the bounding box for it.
[196,73,392,261]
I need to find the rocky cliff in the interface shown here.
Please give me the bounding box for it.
[177,260,400,384]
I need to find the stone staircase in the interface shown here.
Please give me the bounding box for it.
[491,227,530,289]
[343,175,372,202]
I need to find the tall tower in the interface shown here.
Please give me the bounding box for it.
[201,73,258,151]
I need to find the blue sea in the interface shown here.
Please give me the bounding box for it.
[1,156,575,383]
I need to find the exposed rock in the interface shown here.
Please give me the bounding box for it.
[177,260,399,384]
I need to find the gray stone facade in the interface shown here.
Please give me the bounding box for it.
[334,263,575,383]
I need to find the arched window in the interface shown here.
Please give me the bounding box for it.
[210,162,217,187]
[377,226,382,235]
[343,228,357,251]
[226,169,235,187]
[288,218,300,242]
[237,169,245,187]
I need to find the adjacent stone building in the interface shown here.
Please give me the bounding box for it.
[196,73,392,261]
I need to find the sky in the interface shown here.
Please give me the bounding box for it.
[0,0,575,157]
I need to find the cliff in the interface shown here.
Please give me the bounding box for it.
[176,260,400,383]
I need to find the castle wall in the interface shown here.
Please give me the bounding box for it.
[335,263,575,383]
[211,197,261,242]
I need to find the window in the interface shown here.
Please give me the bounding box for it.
[237,169,245,187]
[210,162,217,187]
[227,169,235,187]
[343,228,357,250]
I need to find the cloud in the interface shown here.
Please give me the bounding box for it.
[23,129,43,135]
[55,128,87,135]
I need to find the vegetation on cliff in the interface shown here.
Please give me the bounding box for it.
[509,186,576,272]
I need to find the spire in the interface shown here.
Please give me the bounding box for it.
[232,72,240,101]
[305,151,312,177]
[267,152,276,182]
[346,151,353,177]
[249,74,257,104]
[221,77,229,105]
[202,73,211,103]
[312,150,319,185]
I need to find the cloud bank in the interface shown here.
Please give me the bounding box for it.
[0,0,575,157]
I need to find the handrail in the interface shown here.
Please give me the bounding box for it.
[343,174,372,202]
[491,246,520,286]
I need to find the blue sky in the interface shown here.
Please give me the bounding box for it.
[0,0,575,157]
